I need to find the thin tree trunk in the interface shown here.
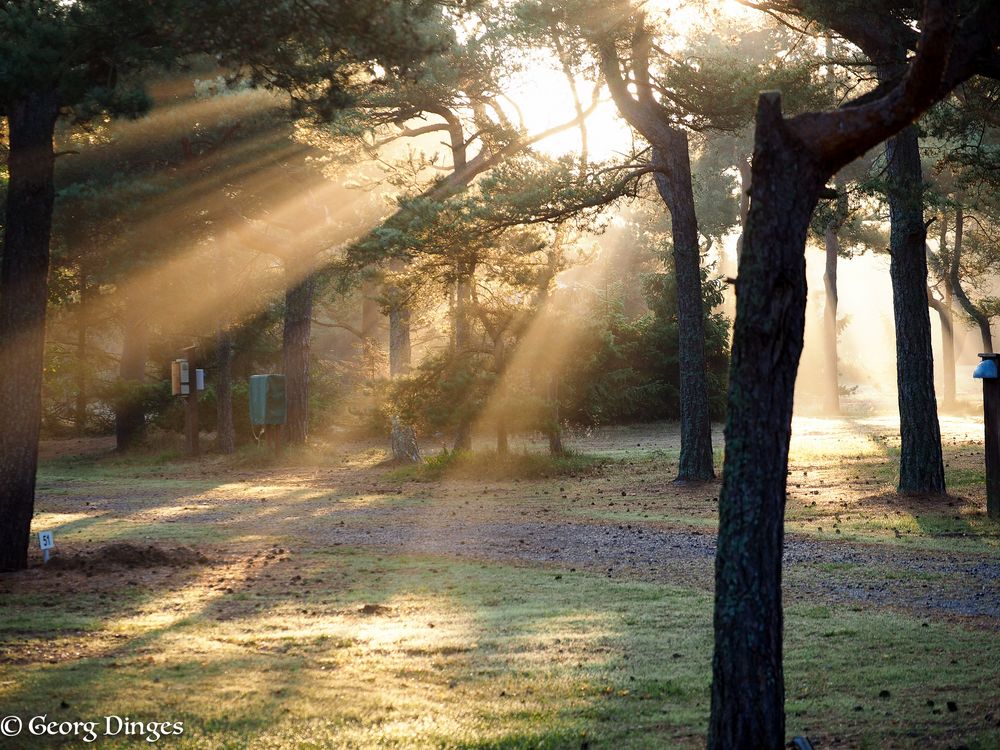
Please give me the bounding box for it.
[822,209,842,414]
[935,213,957,408]
[881,120,945,494]
[495,336,509,455]
[388,300,412,378]
[215,237,235,454]
[546,376,564,456]
[453,269,474,452]
[361,289,382,381]
[710,92,819,750]
[215,325,235,453]
[927,292,955,407]
[115,292,150,452]
[283,265,314,446]
[734,154,752,265]
[0,91,60,572]
[822,38,843,416]
[652,138,714,481]
[74,260,89,434]
[950,204,994,353]
[388,288,420,462]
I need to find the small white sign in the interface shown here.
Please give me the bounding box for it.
[38,531,54,563]
[195,368,205,391]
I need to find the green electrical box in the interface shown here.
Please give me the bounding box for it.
[249,375,286,425]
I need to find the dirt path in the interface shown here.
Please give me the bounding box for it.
[32,419,1000,629]
[317,511,1000,624]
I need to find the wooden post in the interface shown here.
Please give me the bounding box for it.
[977,353,1000,519]
[184,344,199,457]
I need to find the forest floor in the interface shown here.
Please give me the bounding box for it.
[2,416,999,749]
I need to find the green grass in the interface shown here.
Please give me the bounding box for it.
[2,548,998,749]
[9,425,1000,748]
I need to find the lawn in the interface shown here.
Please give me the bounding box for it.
[2,416,998,749]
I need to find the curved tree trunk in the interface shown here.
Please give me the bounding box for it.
[283,265,314,447]
[927,292,956,407]
[932,214,957,408]
[949,204,994,354]
[0,91,60,572]
[652,140,715,480]
[601,35,715,483]
[822,224,840,414]
[881,121,945,494]
[709,93,818,750]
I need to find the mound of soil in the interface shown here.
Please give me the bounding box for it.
[47,542,208,571]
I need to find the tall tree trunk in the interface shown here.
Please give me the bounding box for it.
[494,336,509,455]
[933,213,957,408]
[453,269,474,452]
[822,202,843,415]
[710,93,820,750]
[74,260,89,434]
[927,293,956,406]
[388,288,421,462]
[388,300,412,378]
[215,325,235,454]
[734,153,752,265]
[361,289,382,381]
[0,91,60,572]
[115,292,150,452]
[215,238,235,454]
[546,376,564,456]
[950,204,994,353]
[283,265,313,447]
[652,138,715,480]
[881,120,945,494]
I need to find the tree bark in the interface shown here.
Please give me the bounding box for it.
[652,140,715,480]
[881,121,946,494]
[709,93,820,750]
[283,265,314,446]
[0,91,60,572]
